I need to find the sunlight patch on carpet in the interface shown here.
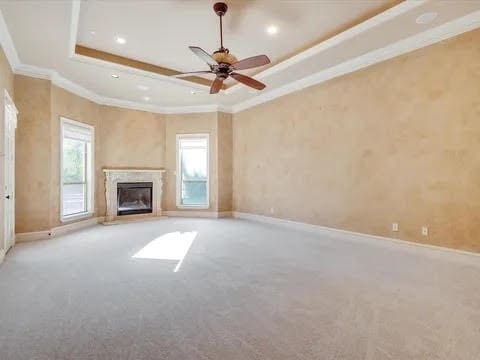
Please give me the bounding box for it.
[132,231,197,272]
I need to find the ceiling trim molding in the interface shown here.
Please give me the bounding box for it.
[231,9,480,113]
[68,0,210,92]
[2,3,480,115]
[15,64,104,103]
[100,97,231,115]
[224,0,426,95]
[0,7,20,71]
[75,45,214,87]
[68,0,81,57]
[0,5,229,114]
[14,63,232,114]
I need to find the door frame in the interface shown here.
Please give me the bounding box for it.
[3,89,18,253]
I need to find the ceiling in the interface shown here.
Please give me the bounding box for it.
[1,0,480,112]
[77,0,396,78]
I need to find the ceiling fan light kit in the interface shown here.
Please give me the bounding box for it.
[174,2,271,94]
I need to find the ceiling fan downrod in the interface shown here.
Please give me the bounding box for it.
[213,2,228,51]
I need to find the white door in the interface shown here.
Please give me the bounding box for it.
[3,91,17,252]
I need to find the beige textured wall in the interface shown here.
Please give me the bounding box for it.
[15,81,222,229]
[233,29,480,252]
[0,45,14,253]
[14,76,52,233]
[98,105,166,215]
[164,113,218,211]
[217,112,233,212]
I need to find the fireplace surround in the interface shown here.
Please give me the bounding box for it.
[103,169,165,224]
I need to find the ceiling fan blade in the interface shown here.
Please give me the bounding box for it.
[210,77,223,94]
[189,46,218,67]
[230,73,266,90]
[173,71,214,78]
[231,55,270,70]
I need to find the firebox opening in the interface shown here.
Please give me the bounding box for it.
[117,182,153,216]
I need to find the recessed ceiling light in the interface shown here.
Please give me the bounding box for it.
[190,90,196,95]
[136,85,149,91]
[416,12,438,25]
[115,36,126,44]
[90,31,96,35]
[143,96,151,102]
[111,74,119,78]
[266,25,278,35]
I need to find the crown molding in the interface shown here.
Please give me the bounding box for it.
[231,9,480,113]
[100,97,232,115]
[68,0,210,92]
[224,0,426,95]
[68,0,80,57]
[15,64,231,114]
[15,64,104,103]
[0,7,20,70]
[2,4,480,115]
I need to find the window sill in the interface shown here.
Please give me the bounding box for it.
[61,212,94,223]
[176,205,210,210]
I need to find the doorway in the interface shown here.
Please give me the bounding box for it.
[3,90,17,253]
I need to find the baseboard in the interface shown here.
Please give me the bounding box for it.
[51,216,102,237]
[218,211,233,218]
[0,249,5,265]
[232,211,480,258]
[15,230,51,242]
[16,216,103,243]
[164,210,232,218]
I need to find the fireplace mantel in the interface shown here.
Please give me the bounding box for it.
[103,169,166,224]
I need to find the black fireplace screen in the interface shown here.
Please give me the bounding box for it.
[117,182,153,216]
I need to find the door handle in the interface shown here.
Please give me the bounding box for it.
[5,195,10,199]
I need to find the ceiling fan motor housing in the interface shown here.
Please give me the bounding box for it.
[212,49,237,65]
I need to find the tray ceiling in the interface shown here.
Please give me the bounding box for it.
[1,0,479,112]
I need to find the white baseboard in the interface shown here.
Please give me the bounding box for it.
[232,211,480,258]
[0,249,5,265]
[164,210,232,218]
[16,217,103,243]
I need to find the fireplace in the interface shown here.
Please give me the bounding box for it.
[117,182,153,216]
[103,169,165,224]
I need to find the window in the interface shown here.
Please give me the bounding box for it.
[176,134,209,208]
[61,118,94,221]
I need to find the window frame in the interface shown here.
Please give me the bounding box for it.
[176,133,210,209]
[60,117,95,222]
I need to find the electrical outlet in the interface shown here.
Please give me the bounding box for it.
[392,223,399,232]
[422,226,428,236]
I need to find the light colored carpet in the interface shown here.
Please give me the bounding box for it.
[0,218,479,360]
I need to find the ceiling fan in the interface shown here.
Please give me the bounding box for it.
[173,2,271,94]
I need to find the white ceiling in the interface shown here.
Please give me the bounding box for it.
[77,0,394,74]
[1,0,480,112]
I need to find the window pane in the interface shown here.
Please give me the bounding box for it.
[180,138,207,148]
[182,181,207,205]
[63,138,86,183]
[179,136,208,206]
[181,148,207,180]
[62,183,86,216]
